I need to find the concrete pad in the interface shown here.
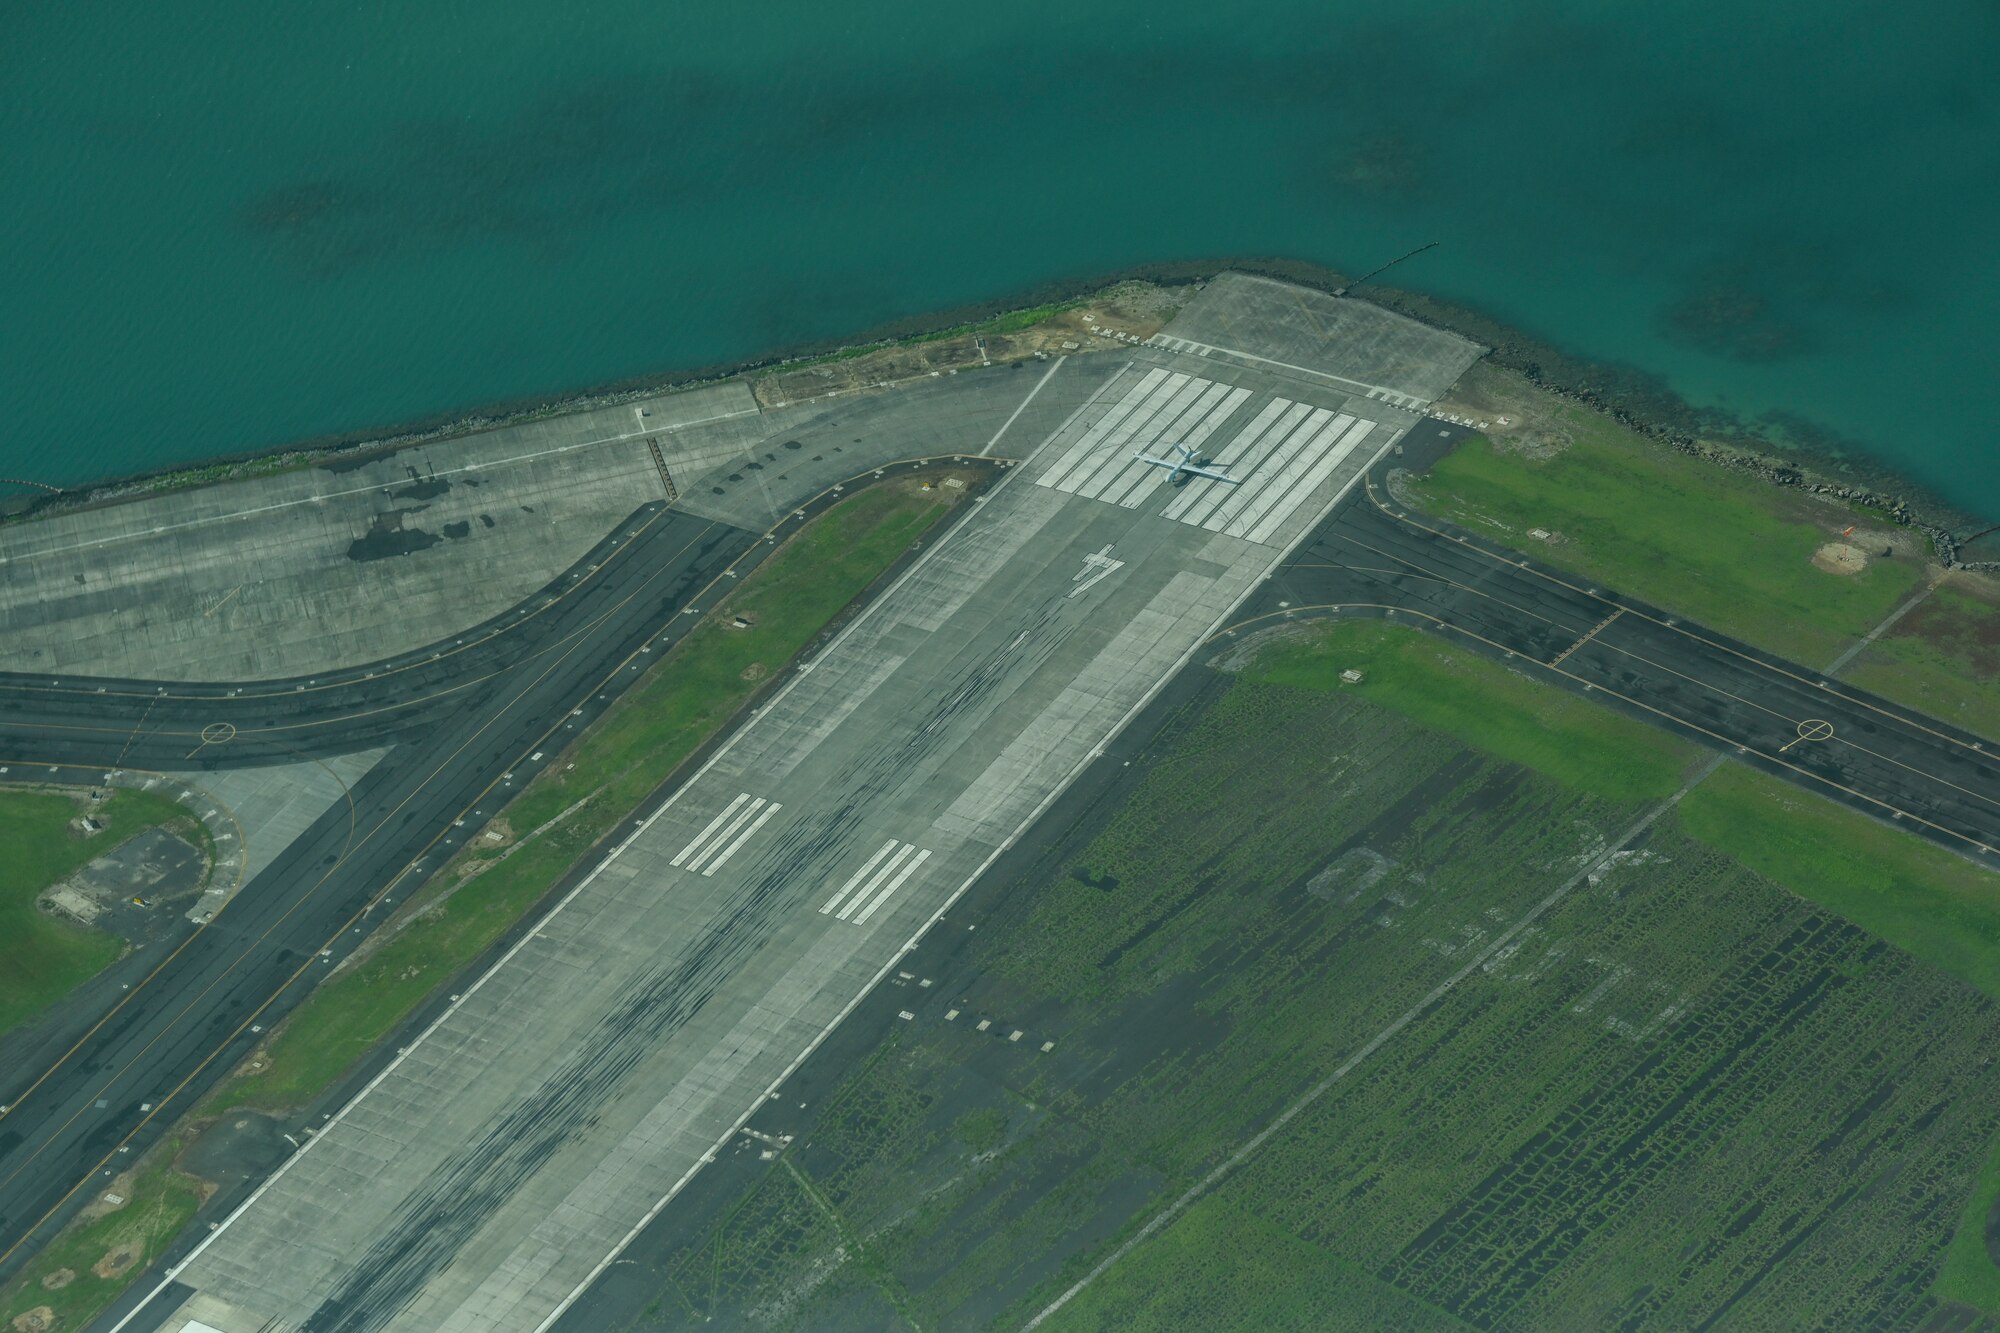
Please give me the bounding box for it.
[1151,270,1485,407]
[0,383,756,682]
[164,749,388,920]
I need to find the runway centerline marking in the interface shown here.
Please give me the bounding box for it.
[981,354,1066,456]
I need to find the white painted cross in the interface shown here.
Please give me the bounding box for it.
[1068,544,1124,599]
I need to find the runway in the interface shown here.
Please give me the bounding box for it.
[1238,438,2000,870]
[104,278,1465,1332]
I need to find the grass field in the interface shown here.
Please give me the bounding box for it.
[1844,581,2000,741]
[1245,620,1698,803]
[1677,761,2000,1001]
[605,626,2000,1330]
[214,478,955,1112]
[0,786,200,1038]
[1405,422,1922,670]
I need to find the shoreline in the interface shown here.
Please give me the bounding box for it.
[5,258,1993,567]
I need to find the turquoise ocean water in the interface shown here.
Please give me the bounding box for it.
[5,2,1997,519]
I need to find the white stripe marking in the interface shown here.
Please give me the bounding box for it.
[1175,405,1331,531]
[671,793,751,868]
[1070,375,1211,500]
[1101,383,1248,508]
[1208,410,1352,536]
[1242,417,1378,544]
[836,843,919,921]
[685,797,765,873]
[699,800,781,876]
[1037,369,1176,491]
[1162,399,1310,527]
[851,848,933,925]
[822,839,902,915]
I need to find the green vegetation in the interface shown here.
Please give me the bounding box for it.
[1245,620,1697,802]
[1678,761,2000,1000]
[951,1106,1009,1154]
[1845,582,2000,740]
[1407,427,1923,667]
[215,479,955,1112]
[607,632,2000,1330]
[765,298,1086,373]
[0,1138,205,1333]
[1044,1196,1459,1332]
[0,786,199,1036]
[1940,1127,2000,1312]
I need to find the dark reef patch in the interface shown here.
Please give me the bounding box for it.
[1659,281,1815,363]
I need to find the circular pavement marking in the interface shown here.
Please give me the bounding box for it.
[200,721,237,745]
[1780,718,1834,753]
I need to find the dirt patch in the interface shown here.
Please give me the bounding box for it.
[739,662,768,682]
[1428,363,1574,459]
[72,1170,135,1224]
[1812,542,1868,575]
[751,281,1183,410]
[36,1269,73,1292]
[91,1240,141,1280]
[11,1307,55,1333]
[1889,583,2000,678]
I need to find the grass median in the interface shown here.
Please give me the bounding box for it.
[1244,619,1699,803]
[0,1134,206,1333]
[211,475,960,1114]
[1407,428,1923,668]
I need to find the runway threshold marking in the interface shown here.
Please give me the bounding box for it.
[1363,476,1998,761]
[1321,514,2000,820]
[1212,600,1999,861]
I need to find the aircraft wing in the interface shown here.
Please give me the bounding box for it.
[1133,451,1241,484]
